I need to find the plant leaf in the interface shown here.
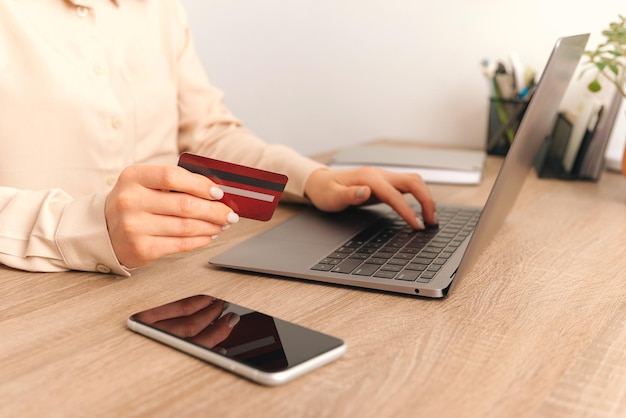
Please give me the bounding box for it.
[588,79,602,92]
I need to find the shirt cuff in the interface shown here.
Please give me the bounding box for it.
[263,144,327,199]
[56,191,130,277]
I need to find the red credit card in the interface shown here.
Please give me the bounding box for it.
[177,153,288,221]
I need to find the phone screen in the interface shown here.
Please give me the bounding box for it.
[128,295,345,383]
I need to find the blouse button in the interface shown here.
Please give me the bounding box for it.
[93,63,104,75]
[76,6,89,18]
[96,264,111,274]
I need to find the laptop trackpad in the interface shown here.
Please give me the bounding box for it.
[259,205,388,244]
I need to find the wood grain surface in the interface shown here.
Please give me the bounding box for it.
[2,154,626,418]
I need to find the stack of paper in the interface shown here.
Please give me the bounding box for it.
[328,145,486,185]
[561,97,603,173]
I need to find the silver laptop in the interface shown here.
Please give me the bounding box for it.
[210,34,589,298]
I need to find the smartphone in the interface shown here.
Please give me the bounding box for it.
[127,294,346,386]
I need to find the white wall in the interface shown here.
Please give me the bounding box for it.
[181,0,624,156]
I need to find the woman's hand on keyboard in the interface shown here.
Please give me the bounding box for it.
[304,167,438,230]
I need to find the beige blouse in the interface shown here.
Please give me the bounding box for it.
[0,0,324,275]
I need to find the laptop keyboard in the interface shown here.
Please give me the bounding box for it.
[311,205,481,283]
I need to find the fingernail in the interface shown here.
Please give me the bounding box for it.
[356,186,367,199]
[415,217,425,230]
[211,234,219,240]
[432,211,440,226]
[210,186,224,200]
[228,313,240,328]
[222,301,230,310]
[227,212,239,224]
[221,224,231,231]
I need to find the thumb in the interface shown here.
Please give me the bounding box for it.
[349,185,371,205]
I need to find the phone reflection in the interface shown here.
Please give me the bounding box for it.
[216,311,288,370]
[134,294,289,370]
[133,295,239,349]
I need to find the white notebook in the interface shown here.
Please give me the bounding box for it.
[328,144,486,185]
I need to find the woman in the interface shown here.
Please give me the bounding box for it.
[0,0,437,276]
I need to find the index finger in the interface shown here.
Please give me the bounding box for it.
[123,165,221,201]
[191,312,239,348]
[366,170,437,228]
[134,294,215,324]
[153,299,227,338]
[394,173,438,226]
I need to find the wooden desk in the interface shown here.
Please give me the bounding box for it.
[3,157,626,417]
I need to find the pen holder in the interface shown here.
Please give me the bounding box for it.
[486,97,529,155]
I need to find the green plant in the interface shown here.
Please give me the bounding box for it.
[582,14,626,176]
[582,14,626,97]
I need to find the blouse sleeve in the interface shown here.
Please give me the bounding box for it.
[171,2,326,202]
[0,187,129,276]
